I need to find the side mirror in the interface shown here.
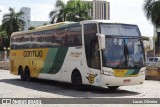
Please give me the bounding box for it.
[96,33,105,50]
[149,38,153,50]
[157,60,160,62]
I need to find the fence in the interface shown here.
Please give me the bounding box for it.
[0,51,9,69]
[0,51,5,61]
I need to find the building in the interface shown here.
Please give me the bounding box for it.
[154,27,160,56]
[20,7,31,31]
[82,0,110,20]
[20,0,110,30]
[31,21,49,27]
[20,7,49,31]
[142,36,154,59]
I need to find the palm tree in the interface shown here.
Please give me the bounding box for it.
[144,0,160,27]
[49,0,68,23]
[1,7,25,47]
[49,0,92,23]
[144,0,160,55]
[66,0,92,22]
[0,26,7,50]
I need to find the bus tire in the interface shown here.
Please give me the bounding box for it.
[72,71,83,90]
[19,67,25,81]
[108,86,119,90]
[25,67,31,81]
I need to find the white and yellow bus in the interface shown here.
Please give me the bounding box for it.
[10,20,146,90]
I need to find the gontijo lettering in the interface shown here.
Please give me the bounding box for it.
[23,50,43,57]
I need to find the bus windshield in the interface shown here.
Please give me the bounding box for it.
[100,23,145,69]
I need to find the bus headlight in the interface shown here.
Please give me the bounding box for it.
[103,71,114,76]
[139,70,145,75]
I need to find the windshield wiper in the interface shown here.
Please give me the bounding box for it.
[124,44,129,66]
[124,44,139,68]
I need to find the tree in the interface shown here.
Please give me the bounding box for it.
[49,0,92,23]
[1,7,25,47]
[0,26,7,39]
[0,25,8,51]
[0,31,7,51]
[43,23,48,26]
[28,26,36,30]
[66,0,92,22]
[144,0,160,55]
[49,0,68,23]
[144,0,160,27]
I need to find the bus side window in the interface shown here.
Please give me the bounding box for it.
[11,36,17,49]
[23,34,31,48]
[91,39,100,69]
[17,35,23,49]
[84,24,100,69]
[42,30,52,47]
[67,26,82,46]
[31,32,42,48]
[54,28,67,46]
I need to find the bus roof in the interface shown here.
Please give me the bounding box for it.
[11,21,79,37]
[11,20,137,37]
[80,20,137,25]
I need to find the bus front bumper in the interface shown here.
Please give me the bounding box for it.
[100,74,145,88]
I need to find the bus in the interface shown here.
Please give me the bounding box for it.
[10,20,147,90]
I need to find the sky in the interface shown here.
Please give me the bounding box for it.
[0,0,154,37]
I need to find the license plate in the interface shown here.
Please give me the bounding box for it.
[123,79,131,83]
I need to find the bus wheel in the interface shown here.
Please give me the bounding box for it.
[72,72,83,90]
[25,67,31,81]
[108,86,119,90]
[19,67,25,81]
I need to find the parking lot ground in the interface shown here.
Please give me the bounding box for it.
[0,70,160,107]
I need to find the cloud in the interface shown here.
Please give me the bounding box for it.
[0,5,9,24]
[0,1,54,24]
[108,0,153,37]
[0,0,154,37]
[28,4,53,21]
